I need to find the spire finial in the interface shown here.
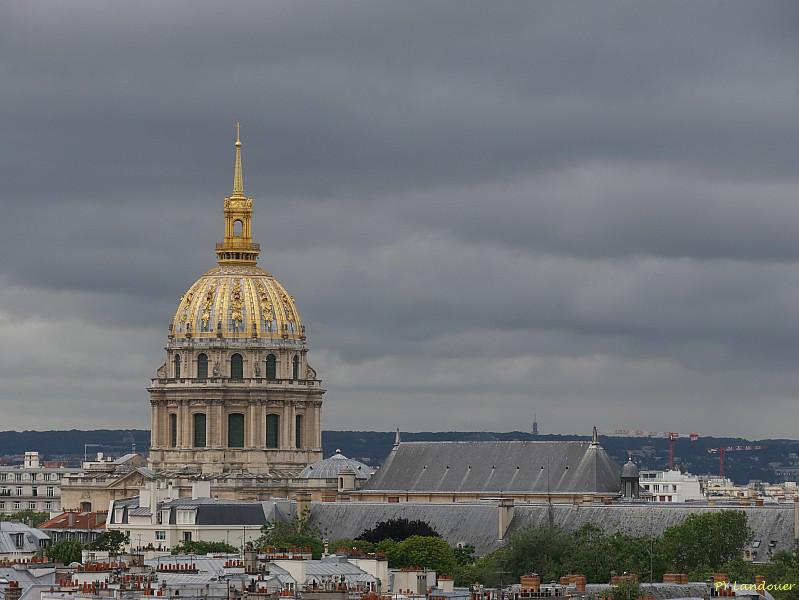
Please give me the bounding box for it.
[591,426,598,446]
[233,122,244,197]
[394,428,401,446]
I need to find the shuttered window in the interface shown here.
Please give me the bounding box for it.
[230,353,244,379]
[266,354,277,380]
[197,354,208,379]
[266,414,279,448]
[295,414,303,449]
[228,413,245,448]
[193,413,206,448]
[169,414,177,448]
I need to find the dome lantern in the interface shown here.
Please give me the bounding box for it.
[216,123,260,266]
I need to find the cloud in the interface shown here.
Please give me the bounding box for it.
[1,1,798,437]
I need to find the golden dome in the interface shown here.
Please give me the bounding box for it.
[171,264,304,341]
[170,124,304,342]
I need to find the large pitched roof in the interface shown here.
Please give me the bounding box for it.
[306,501,795,559]
[363,441,620,494]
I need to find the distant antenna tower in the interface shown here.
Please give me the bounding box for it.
[532,413,539,436]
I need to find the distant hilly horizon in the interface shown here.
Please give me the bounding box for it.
[0,429,795,485]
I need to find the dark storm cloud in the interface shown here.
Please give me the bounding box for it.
[1,1,799,436]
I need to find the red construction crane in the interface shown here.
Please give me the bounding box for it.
[601,429,700,470]
[707,445,764,478]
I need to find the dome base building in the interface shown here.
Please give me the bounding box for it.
[148,125,324,476]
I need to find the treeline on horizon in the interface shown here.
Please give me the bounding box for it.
[0,429,795,484]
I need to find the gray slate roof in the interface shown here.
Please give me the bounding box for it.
[363,441,620,494]
[0,523,49,555]
[306,501,795,559]
[308,502,502,554]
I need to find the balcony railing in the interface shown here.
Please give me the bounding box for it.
[151,377,321,388]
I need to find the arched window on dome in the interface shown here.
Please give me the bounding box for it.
[295,414,303,449]
[266,354,277,380]
[228,413,244,448]
[230,353,243,380]
[266,414,279,448]
[233,219,243,237]
[174,354,181,379]
[197,354,208,380]
[193,413,206,448]
[292,355,300,380]
[169,413,177,448]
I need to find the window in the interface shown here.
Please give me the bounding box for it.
[31,473,37,482]
[183,531,192,542]
[266,354,277,380]
[47,487,54,497]
[169,413,178,448]
[32,487,38,497]
[295,415,303,449]
[155,531,166,541]
[174,354,181,378]
[197,353,208,379]
[81,502,92,512]
[292,355,299,380]
[233,219,243,237]
[28,502,35,509]
[266,414,280,449]
[45,502,51,510]
[0,502,4,509]
[230,353,243,379]
[0,474,5,481]
[228,413,245,448]
[13,502,20,510]
[16,486,22,496]
[15,473,22,481]
[193,413,207,448]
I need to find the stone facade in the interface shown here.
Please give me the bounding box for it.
[148,127,324,476]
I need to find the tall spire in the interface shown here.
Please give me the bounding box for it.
[232,122,245,197]
[216,123,260,265]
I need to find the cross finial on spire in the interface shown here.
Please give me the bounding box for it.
[233,122,244,196]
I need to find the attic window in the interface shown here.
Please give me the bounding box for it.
[752,540,761,548]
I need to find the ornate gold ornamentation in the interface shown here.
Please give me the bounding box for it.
[201,282,217,329]
[258,283,274,323]
[281,292,295,323]
[231,281,244,324]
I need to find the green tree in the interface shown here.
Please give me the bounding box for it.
[258,511,326,559]
[660,511,752,572]
[359,518,440,543]
[0,510,50,527]
[497,524,574,583]
[453,544,475,566]
[379,536,457,576]
[329,538,376,554]
[609,580,640,600]
[48,540,83,564]
[171,540,238,555]
[89,530,129,553]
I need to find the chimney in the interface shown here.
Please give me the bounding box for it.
[6,581,22,600]
[67,511,76,527]
[520,574,540,594]
[498,498,514,540]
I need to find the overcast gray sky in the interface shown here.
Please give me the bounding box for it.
[1,1,799,437]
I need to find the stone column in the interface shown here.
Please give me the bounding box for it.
[315,403,322,449]
[289,402,297,449]
[282,403,291,449]
[150,402,159,448]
